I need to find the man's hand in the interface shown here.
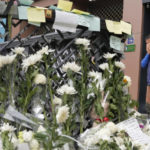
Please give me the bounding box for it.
[146,43,150,54]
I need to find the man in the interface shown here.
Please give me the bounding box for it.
[141,35,150,112]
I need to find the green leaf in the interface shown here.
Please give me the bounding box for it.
[110,104,117,110]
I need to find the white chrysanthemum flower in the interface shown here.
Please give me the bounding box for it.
[34,74,46,85]
[37,46,55,55]
[75,38,90,50]
[12,47,25,56]
[99,63,109,70]
[103,52,116,59]
[88,71,102,79]
[105,122,118,134]
[37,125,46,133]
[53,96,62,106]
[123,75,132,87]
[62,62,81,73]
[56,105,69,124]
[22,130,33,142]
[95,128,112,139]
[0,54,16,69]
[115,61,126,70]
[30,139,39,150]
[0,123,16,132]
[57,84,77,95]
[22,53,42,71]
[84,136,99,146]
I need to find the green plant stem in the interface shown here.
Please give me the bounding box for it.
[48,78,56,149]
[8,65,13,106]
[80,47,87,133]
[23,73,30,113]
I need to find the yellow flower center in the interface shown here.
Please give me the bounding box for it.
[123,79,128,83]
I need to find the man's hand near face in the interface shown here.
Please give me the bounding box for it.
[146,39,150,54]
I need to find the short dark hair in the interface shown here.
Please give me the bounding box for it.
[145,34,150,40]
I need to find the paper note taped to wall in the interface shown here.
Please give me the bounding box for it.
[27,7,45,22]
[78,15,100,32]
[53,10,78,33]
[57,0,73,11]
[121,21,132,35]
[110,36,124,51]
[106,20,122,34]
[18,6,29,20]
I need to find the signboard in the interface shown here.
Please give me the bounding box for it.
[0,18,6,43]
[125,35,135,52]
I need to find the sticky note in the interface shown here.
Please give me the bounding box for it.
[106,20,122,34]
[18,6,29,20]
[113,21,122,34]
[71,9,90,15]
[19,0,33,6]
[121,21,132,35]
[27,7,45,22]
[57,0,73,12]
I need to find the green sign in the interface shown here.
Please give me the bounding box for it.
[125,44,135,52]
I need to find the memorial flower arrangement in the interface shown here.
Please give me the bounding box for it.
[0,39,139,149]
[100,52,137,122]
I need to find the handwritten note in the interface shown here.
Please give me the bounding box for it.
[27,7,45,22]
[18,6,29,20]
[110,36,124,51]
[89,16,100,32]
[57,0,73,12]
[117,118,150,144]
[53,10,78,33]
[121,21,132,35]
[78,15,90,28]
[78,15,100,32]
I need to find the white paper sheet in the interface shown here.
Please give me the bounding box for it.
[110,35,124,52]
[6,105,36,126]
[17,143,30,150]
[117,118,150,144]
[53,10,78,33]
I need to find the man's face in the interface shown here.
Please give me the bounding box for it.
[146,38,150,54]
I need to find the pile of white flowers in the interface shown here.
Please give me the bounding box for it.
[0,123,46,150]
[79,121,148,150]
